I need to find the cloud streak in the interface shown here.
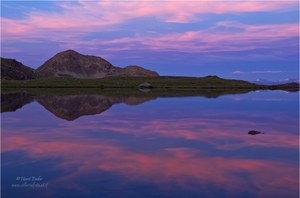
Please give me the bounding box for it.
[2,1,298,42]
[232,70,286,74]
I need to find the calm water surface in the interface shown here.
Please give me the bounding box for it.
[1,90,299,198]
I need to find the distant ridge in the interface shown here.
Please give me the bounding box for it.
[1,57,37,80]
[36,50,159,78]
[252,78,300,85]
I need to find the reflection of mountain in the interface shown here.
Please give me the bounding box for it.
[36,95,155,121]
[1,92,34,113]
[2,85,297,120]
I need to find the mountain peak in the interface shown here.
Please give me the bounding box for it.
[37,50,113,78]
[58,49,80,55]
[36,50,159,78]
[54,49,84,59]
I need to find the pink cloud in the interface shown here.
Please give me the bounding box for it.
[57,21,298,55]
[1,1,298,42]
[1,1,298,61]
[87,1,297,23]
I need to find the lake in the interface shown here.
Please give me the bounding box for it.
[1,89,299,198]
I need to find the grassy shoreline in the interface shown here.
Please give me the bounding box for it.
[1,76,299,93]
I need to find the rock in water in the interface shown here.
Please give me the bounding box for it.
[37,50,159,78]
[248,130,264,135]
[139,82,152,89]
[1,58,37,80]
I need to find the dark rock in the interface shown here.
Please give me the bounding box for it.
[139,82,152,89]
[1,58,37,80]
[139,88,151,93]
[248,130,264,135]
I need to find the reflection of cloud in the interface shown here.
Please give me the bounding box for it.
[231,97,284,102]
[53,115,298,150]
[252,98,283,101]
[3,110,298,152]
[232,97,242,101]
[2,96,298,197]
[2,129,298,197]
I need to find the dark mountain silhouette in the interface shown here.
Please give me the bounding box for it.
[37,50,159,78]
[1,58,37,80]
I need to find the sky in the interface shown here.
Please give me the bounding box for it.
[1,0,299,81]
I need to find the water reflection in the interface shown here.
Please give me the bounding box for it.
[1,89,299,198]
[0,88,259,121]
[36,95,155,121]
[2,131,298,198]
[1,92,34,113]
